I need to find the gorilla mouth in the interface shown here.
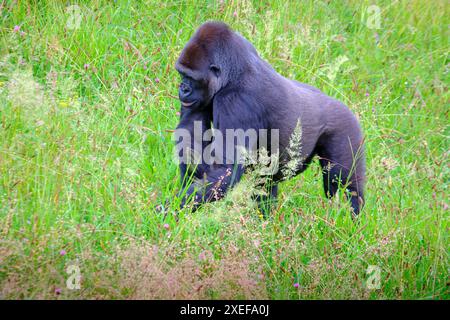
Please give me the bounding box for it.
[181,100,196,107]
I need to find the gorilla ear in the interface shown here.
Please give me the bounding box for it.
[209,64,221,77]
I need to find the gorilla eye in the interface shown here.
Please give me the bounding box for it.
[209,64,220,77]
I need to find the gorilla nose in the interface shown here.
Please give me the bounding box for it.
[179,83,192,100]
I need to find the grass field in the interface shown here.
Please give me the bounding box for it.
[0,0,448,299]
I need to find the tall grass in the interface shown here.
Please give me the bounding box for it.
[0,0,448,299]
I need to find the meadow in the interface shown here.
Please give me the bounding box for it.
[0,0,448,299]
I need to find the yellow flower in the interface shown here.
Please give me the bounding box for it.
[59,100,69,108]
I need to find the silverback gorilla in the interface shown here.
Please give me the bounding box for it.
[174,22,365,216]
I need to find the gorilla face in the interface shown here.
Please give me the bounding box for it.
[176,63,220,110]
[177,72,208,108]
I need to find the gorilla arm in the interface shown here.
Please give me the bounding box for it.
[179,91,266,209]
[176,105,212,189]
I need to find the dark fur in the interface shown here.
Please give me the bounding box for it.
[175,22,365,215]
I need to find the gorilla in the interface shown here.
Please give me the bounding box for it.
[174,21,365,216]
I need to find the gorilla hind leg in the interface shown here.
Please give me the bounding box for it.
[320,158,338,198]
[320,158,364,216]
[318,136,365,216]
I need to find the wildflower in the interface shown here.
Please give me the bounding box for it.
[374,32,380,45]
[381,157,398,171]
[59,249,66,256]
[154,78,160,83]
[163,223,170,230]
[365,92,369,97]
[281,118,304,180]
[55,288,62,295]
[13,25,20,33]
[84,63,90,70]
[293,283,299,288]
[143,64,148,70]
[20,31,26,37]
[176,111,181,116]
[59,100,69,108]
[233,11,237,17]
[198,251,208,261]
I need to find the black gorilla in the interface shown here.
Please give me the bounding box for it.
[174,21,365,216]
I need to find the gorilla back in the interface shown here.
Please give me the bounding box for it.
[175,21,365,216]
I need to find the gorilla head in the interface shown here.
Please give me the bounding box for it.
[174,21,366,217]
[175,22,257,109]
